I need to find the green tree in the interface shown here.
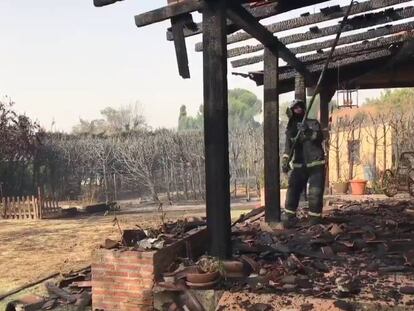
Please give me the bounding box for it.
[228,88,262,130]
[178,105,203,131]
[178,88,262,131]
[365,88,414,111]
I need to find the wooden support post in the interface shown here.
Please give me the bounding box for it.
[320,87,336,192]
[203,0,231,259]
[263,48,280,223]
[295,74,306,102]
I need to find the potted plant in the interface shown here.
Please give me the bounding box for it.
[185,256,221,288]
[332,179,349,194]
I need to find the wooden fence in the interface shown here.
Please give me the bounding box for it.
[0,195,61,220]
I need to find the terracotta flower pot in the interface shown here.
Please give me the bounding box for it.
[332,181,348,194]
[349,179,367,195]
[222,261,244,273]
[186,270,220,284]
[222,261,245,278]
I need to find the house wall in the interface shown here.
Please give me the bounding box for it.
[329,124,393,183]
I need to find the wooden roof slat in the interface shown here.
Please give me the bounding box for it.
[226,1,309,77]
[195,5,414,52]
[94,0,122,7]
[235,47,396,88]
[231,31,414,68]
[287,48,393,80]
[167,1,280,40]
[236,56,408,92]
[223,0,410,46]
[228,13,414,59]
[135,0,203,28]
[278,6,414,45]
[166,0,332,40]
[290,20,414,54]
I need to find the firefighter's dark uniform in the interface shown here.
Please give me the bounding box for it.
[283,103,326,221]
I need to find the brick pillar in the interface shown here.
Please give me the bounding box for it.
[92,250,155,311]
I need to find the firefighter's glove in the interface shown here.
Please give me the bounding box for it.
[282,155,290,174]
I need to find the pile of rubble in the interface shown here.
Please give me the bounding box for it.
[158,199,414,309]
[102,216,206,250]
[6,267,91,311]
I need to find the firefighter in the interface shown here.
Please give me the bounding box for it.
[281,99,326,226]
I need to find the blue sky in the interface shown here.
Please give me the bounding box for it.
[0,0,406,131]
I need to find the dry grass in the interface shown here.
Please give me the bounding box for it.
[0,210,203,294]
[0,208,247,295]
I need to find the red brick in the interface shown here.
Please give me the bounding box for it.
[94,289,143,298]
[119,305,141,311]
[106,271,128,277]
[121,303,152,311]
[101,296,131,303]
[115,264,141,271]
[93,263,115,270]
[121,251,154,259]
[136,258,154,265]
[111,257,132,263]
[139,265,154,272]
[140,278,154,287]
[139,270,154,277]
[95,276,139,284]
[121,307,141,311]
[94,302,119,310]
[128,285,146,291]
[110,283,130,290]
[127,272,143,278]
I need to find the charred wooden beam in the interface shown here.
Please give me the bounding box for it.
[223,0,410,46]
[216,5,414,56]
[298,32,413,63]
[234,57,390,91]
[346,59,414,89]
[231,31,414,68]
[236,51,414,92]
[295,74,306,102]
[135,0,203,28]
[263,48,281,223]
[236,47,397,87]
[167,0,331,40]
[171,20,190,79]
[290,20,414,55]
[203,0,231,259]
[229,21,414,59]
[280,6,414,45]
[168,2,279,40]
[226,1,309,77]
[94,0,123,7]
[197,5,414,51]
[170,8,191,79]
[282,48,395,80]
[228,12,414,59]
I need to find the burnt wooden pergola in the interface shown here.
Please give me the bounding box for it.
[93,0,414,259]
